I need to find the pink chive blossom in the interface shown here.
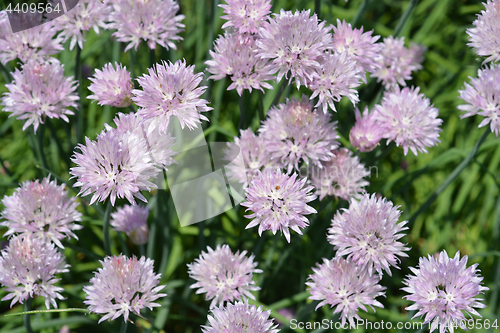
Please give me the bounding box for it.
[53,0,110,50]
[0,11,63,65]
[331,19,382,76]
[259,96,339,173]
[255,9,333,88]
[307,256,386,327]
[205,32,274,96]
[110,204,150,245]
[310,148,369,201]
[1,59,79,133]
[308,51,362,113]
[328,194,410,277]
[220,0,272,35]
[202,300,279,333]
[84,255,167,323]
[187,244,262,309]
[373,86,442,155]
[467,0,500,64]
[349,107,384,152]
[1,176,83,249]
[224,129,278,188]
[70,127,160,206]
[107,0,185,52]
[133,59,212,132]
[242,168,317,243]
[458,64,500,136]
[0,234,69,309]
[371,36,425,89]
[402,250,489,333]
[88,62,134,108]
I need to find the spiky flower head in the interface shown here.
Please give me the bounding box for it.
[84,254,166,323]
[373,86,442,155]
[205,32,274,96]
[110,204,150,245]
[88,62,134,108]
[202,300,279,333]
[259,96,339,173]
[371,36,424,89]
[331,19,382,76]
[53,0,110,50]
[308,51,361,113]
[187,244,262,309]
[467,0,500,64]
[133,59,212,132]
[402,250,489,333]
[1,176,82,249]
[1,59,79,133]
[328,193,410,277]
[0,10,63,64]
[242,168,317,242]
[255,9,333,88]
[70,126,160,206]
[107,0,184,51]
[0,234,69,309]
[306,256,386,327]
[220,0,272,35]
[310,148,369,201]
[349,107,384,152]
[458,64,500,136]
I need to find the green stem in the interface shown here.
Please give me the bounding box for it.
[270,80,287,109]
[120,321,128,333]
[257,90,265,121]
[150,48,156,68]
[0,61,11,83]
[74,46,84,145]
[117,231,130,257]
[46,119,71,167]
[37,123,49,171]
[103,200,112,256]
[0,154,13,178]
[239,92,246,130]
[393,0,420,37]
[128,104,136,113]
[350,0,369,27]
[408,128,491,227]
[139,244,146,258]
[314,0,321,19]
[24,298,34,333]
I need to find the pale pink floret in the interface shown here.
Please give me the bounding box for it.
[328,193,410,277]
[84,255,167,323]
[1,59,79,133]
[88,62,134,108]
[187,244,262,309]
[402,250,489,333]
[349,107,384,152]
[467,0,500,64]
[307,256,386,327]
[242,168,317,243]
[110,204,150,245]
[458,64,500,136]
[220,0,272,35]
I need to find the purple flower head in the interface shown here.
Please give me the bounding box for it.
[220,0,272,35]
[0,10,63,64]
[110,204,149,245]
[107,0,185,51]
[187,244,262,309]
[402,250,489,333]
[88,62,134,108]
[328,194,410,277]
[205,32,274,96]
[53,0,110,50]
[306,256,386,327]
[332,19,382,76]
[1,176,83,249]
[259,96,339,173]
[202,300,279,333]
[458,64,500,136]
[224,129,278,188]
[308,51,362,113]
[373,86,442,155]
[84,254,166,323]
[310,148,369,201]
[242,168,317,242]
[371,36,424,89]
[133,59,212,132]
[349,107,384,152]
[0,234,69,309]
[255,9,333,88]
[1,59,79,133]
[70,126,160,206]
[467,0,500,64]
